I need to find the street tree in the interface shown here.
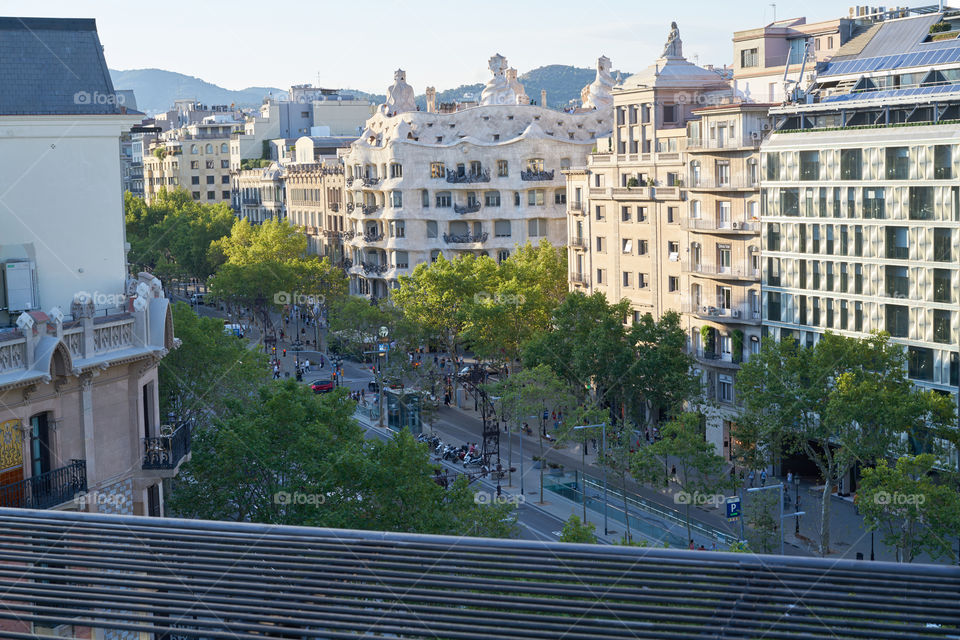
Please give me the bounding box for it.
[158,302,268,422]
[735,332,935,555]
[212,217,307,266]
[559,514,597,543]
[855,454,960,563]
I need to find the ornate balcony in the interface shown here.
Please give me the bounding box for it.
[454,202,482,214]
[361,204,380,215]
[363,232,384,243]
[142,422,192,471]
[446,169,490,183]
[569,202,584,214]
[330,202,340,212]
[0,460,87,509]
[569,237,587,249]
[570,273,590,286]
[520,169,555,181]
[361,262,389,275]
[242,197,261,206]
[346,202,355,213]
[345,176,354,187]
[337,259,353,269]
[443,232,488,244]
[362,177,381,187]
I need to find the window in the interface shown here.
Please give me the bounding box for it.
[621,206,632,222]
[222,190,230,199]
[514,192,521,207]
[690,200,701,219]
[190,144,198,154]
[934,309,952,343]
[205,144,213,154]
[799,151,819,180]
[430,162,445,178]
[206,175,214,185]
[192,191,200,200]
[668,276,679,292]
[767,292,781,321]
[886,227,908,259]
[767,258,781,286]
[840,149,862,180]
[467,192,479,207]
[885,304,909,337]
[206,160,214,169]
[595,205,606,221]
[909,187,934,220]
[528,189,545,206]
[554,190,566,205]
[740,47,759,67]
[470,161,482,176]
[422,190,430,207]
[855,301,863,331]
[526,158,544,172]
[638,240,648,255]
[667,206,678,223]
[190,160,199,170]
[637,206,647,222]
[885,266,909,298]
[622,271,632,287]
[495,220,512,237]
[885,147,909,180]
[395,251,409,269]
[191,176,200,185]
[485,191,501,207]
[497,250,510,263]
[934,268,952,303]
[430,249,442,263]
[528,218,548,237]
[780,188,799,216]
[426,221,438,238]
[436,192,452,207]
[854,225,863,257]
[596,268,604,284]
[596,236,605,252]
[908,347,934,382]
[638,273,648,288]
[766,153,780,181]
[935,145,952,179]
[391,191,402,207]
[497,160,509,177]
[390,163,403,178]
[863,188,885,219]
[662,105,677,123]
[207,191,215,200]
[767,223,780,251]
[221,175,230,184]
[934,228,952,261]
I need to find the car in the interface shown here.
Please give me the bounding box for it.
[223,323,244,338]
[311,380,335,394]
[457,363,501,379]
[189,293,205,305]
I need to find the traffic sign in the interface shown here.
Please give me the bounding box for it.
[726,496,741,522]
[379,326,389,338]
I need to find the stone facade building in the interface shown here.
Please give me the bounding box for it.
[343,58,614,298]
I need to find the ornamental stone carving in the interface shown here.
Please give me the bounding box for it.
[662,21,682,58]
[505,68,528,105]
[480,54,517,106]
[0,341,26,373]
[93,322,133,353]
[71,292,95,319]
[582,56,615,111]
[384,69,416,116]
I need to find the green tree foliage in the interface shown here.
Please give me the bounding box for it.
[855,455,960,563]
[212,217,307,265]
[125,189,235,279]
[168,380,515,536]
[559,513,597,543]
[631,413,730,544]
[734,332,951,555]
[744,488,780,554]
[159,302,267,420]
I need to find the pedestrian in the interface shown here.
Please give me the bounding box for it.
[786,471,793,486]
[273,364,280,379]
[760,470,767,487]
[670,464,677,478]
[698,544,706,551]
[688,539,695,550]
[711,541,717,552]
[748,470,755,488]
[304,359,311,372]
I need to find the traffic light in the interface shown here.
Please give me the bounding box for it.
[282,349,287,357]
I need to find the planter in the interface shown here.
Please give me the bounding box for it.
[549,466,565,477]
[531,460,543,470]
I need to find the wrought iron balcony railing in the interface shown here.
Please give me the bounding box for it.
[362,177,381,187]
[330,202,340,212]
[346,202,355,212]
[446,169,490,183]
[361,204,380,215]
[363,232,384,242]
[520,169,555,181]
[0,459,87,509]
[142,422,192,470]
[570,273,590,286]
[443,232,488,244]
[569,237,587,249]
[454,202,482,214]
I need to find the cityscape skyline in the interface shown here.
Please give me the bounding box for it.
[5,0,849,93]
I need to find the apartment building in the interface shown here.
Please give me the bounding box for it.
[236,163,285,224]
[565,25,768,450]
[0,17,182,518]
[343,58,614,299]
[285,163,347,259]
[763,8,960,461]
[732,8,895,103]
[143,116,240,204]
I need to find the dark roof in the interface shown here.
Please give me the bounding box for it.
[0,16,122,115]
[0,507,958,639]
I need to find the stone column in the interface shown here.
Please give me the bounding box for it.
[541,90,547,108]
[426,87,436,114]
[79,372,97,491]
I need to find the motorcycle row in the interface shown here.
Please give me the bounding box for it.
[417,433,485,467]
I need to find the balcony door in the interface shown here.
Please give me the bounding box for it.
[29,413,51,478]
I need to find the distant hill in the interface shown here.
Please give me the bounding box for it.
[110,64,630,117]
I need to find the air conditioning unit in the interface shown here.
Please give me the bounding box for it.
[762,124,771,131]
[732,222,741,230]
[731,309,741,318]
[701,306,710,314]
[709,306,718,315]
[750,131,761,140]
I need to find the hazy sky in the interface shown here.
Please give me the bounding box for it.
[3,0,848,92]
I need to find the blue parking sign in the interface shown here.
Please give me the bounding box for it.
[726,497,741,522]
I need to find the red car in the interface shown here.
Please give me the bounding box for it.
[311,380,335,394]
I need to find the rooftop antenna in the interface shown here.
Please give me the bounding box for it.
[770,3,776,23]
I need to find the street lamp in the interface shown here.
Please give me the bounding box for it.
[747,482,804,555]
[574,423,608,536]
[521,414,538,496]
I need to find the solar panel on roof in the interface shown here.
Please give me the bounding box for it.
[819,46,960,77]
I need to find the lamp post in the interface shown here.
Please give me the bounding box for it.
[378,326,389,429]
[574,423,608,536]
[522,415,537,497]
[794,475,801,536]
[748,482,804,555]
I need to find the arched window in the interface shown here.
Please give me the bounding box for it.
[220,143,228,153]
[205,144,213,154]
[690,160,701,186]
[190,144,198,154]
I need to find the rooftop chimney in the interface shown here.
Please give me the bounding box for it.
[426,87,436,113]
[540,89,547,108]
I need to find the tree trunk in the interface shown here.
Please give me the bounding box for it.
[622,474,631,542]
[539,434,544,504]
[685,502,692,545]
[819,476,833,556]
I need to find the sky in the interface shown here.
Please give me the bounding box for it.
[3,0,850,92]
